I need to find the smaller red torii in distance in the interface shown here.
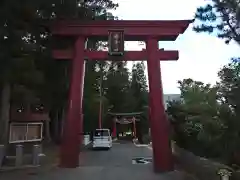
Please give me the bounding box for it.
[51,19,193,173]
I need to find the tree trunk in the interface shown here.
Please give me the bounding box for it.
[44,120,51,143]
[0,82,11,145]
[60,108,66,139]
[53,110,59,141]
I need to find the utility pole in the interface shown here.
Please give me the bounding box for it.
[98,63,103,129]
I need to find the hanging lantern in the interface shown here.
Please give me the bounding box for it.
[108,30,124,56]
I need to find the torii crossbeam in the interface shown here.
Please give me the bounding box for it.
[53,49,179,61]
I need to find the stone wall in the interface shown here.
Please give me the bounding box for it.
[172,143,240,180]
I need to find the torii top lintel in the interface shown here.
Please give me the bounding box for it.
[51,19,193,41]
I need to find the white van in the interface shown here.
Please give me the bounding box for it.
[92,129,112,149]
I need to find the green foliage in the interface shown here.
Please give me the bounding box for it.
[168,60,240,164]
[217,59,240,157]
[218,58,240,111]
[0,0,150,143]
[0,0,119,142]
[129,62,148,111]
[128,62,149,135]
[194,0,240,44]
[104,61,130,112]
[83,61,149,134]
[168,79,225,157]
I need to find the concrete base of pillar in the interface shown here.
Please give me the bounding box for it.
[0,145,5,167]
[15,145,23,166]
[32,145,41,166]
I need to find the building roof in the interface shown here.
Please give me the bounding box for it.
[163,94,181,109]
[108,112,143,116]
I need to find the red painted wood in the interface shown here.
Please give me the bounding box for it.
[52,19,193,27]
[53,19,193,172]
[52,49,179,61]
[51,20,193,41]
[52,26,181,39]
[60,37,85,168]
[146,38,173,172]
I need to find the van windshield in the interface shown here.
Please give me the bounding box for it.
[94,130,109,137]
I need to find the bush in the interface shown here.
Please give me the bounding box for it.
[141,134,151,144]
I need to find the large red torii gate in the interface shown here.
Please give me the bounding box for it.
[51,19,192,172]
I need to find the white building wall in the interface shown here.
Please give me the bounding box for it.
[163,94,181,110]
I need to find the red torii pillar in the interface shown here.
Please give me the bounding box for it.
[51,20,192,172]
[58,37,86,168]
[147,38,173,171]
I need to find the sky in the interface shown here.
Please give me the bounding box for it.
[110,0,240,94]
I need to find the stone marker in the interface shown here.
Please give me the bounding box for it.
[0,145,5,167]
[15,144,23,166]
[218,169,232,180]
[32,144,40,166]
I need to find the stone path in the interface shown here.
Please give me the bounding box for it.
[0,142,196,180]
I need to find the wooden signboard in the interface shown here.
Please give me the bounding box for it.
[9,122,43,143]
[108,30,124,56]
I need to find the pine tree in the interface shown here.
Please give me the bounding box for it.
[194,0,240,44]
[129,62,149,137]
[104,61,130,112]
[0,0,119,143]
[129,62,148,111]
